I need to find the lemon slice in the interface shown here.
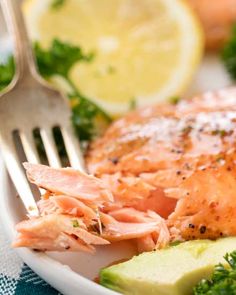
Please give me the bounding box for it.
[23,0,204,116]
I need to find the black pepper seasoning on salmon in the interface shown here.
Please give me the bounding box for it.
[200,226,206,234]
[109,157,119,165]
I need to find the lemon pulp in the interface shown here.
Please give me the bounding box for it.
[23,0,204,115]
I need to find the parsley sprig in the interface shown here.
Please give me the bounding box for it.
[222,25,236,80]
[51,0,65,10]
[0,39,112,142]
[0,56,15,92]
[34,39,111,141]
[194,251,236,295]
[34,39,94,80]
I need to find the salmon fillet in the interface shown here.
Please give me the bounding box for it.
[86,87,236,245]
[14,87,236,253]
[86,87,236,176]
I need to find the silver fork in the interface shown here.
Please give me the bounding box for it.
[0,0,84,217]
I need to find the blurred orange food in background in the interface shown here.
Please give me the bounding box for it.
[189,0,236,50]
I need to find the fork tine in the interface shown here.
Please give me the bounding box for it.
[0,135,39,216]
[40,128,62,168]
[20,130,40,164]
[61,124,85,171]
[0,0,86,217]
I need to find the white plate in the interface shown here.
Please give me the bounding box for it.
[0,7,233,295]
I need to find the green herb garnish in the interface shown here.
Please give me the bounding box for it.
[169,96,180,105]
[181,126,193,136]
[0,56,15,92]
[34,39,94,81]
[34,39,111,141]
[222,25,236,80]
[212,130,227,137]
[0,39,111,142]
[72,220,80,228]
[129,98,137,110]
[169,241,182,247]
[107,65,116,74]
[51,0,66,10]
[194,251,236,295]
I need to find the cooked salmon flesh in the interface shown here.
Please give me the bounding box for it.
[14,87,236,253]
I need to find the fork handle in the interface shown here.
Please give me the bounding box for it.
[1,0,37,80]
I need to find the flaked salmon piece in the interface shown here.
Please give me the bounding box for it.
[140,168,194,189]
[100,212,170,249]
[168,154,236,240]
[102,189,176,219]
[24,163,113,203]
[38,195,97,221]
[109,207,170,225]
[101,172,156,201]
[13,214,109,252]
[127,189,176,219]
[101,173,176,218]
[100,213,158,241]
[117,209,171,252]
[14,232,95,253]
[136,235,156,253]
[109,208,154,223]
[147,210,170,248]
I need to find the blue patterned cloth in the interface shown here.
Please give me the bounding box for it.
[0,224,61,295]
